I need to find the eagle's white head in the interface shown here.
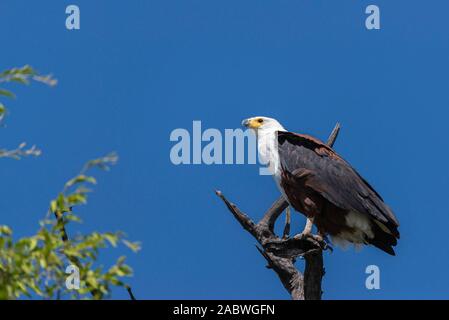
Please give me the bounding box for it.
[242,116,286,177]
[241,116,286,134]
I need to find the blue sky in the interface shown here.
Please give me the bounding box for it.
[1,0,449,299]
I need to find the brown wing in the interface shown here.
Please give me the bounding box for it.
[277,131,399,237]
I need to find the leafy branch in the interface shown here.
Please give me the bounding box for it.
[0,65,56,159]
[0,153,140,300]
[0,142,41,159]
[0,65,139,300]
[0,65,57,86]
[0,65,57,124]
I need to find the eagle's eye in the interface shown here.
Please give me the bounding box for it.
[258,118,264,123]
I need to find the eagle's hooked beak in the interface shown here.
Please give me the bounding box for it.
[242,117,263,129]
[242,119,250,128]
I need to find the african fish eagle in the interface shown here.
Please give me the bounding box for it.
[242,116,400,255]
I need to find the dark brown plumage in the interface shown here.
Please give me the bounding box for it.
[277,131,400,255]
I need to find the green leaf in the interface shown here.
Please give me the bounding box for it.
[104,233,118,247]
[10,76,29,85]
[64,213,82,223]
[29,238,38,251]
[65,175,97,189]
[0,89,15,98]
[0,225,12,236]
[83,153,118,172]
[50,200,58,213]
[122,240,141,253]
[116,256,126,266]
[67,193,87,205]
[18,65,35,75]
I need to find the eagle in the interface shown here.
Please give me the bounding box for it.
[242,116,400,255]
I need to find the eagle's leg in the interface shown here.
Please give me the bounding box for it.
[282,206,291,239]
[302,217,314,236]
[294,217,330,250]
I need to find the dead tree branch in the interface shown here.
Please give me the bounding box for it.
[216,123,341,300]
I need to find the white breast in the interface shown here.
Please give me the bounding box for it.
[257,130,281,177]
[257,130,291,203]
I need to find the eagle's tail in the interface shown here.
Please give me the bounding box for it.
[366,221,399,256]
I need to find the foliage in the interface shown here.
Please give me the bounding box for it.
[0,65,57,123]
[0,142,41,159]
[0,153,140,300]
[0,66,139,300]
[0,65,56,159]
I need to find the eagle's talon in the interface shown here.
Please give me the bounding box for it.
[293,232,330,250]
[263,238,284,248]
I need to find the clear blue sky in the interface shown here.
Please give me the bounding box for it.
[1,1,449,299]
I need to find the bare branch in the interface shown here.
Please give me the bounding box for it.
[258,197,289,233]
[256,245,305,300]
[304,251,325,300]
[216,190,321,299]
[327,123,341,147]
[126,285,136,300]
[215,190,258,238]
